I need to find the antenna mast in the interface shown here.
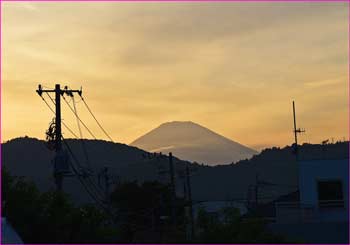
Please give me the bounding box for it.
[292,101,305,159]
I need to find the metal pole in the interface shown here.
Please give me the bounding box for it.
[104,167,111,208]
[55,84,62,151]
[36,84,83,192]
[55,84,63,191]
[255,173,258,207]
[186,164,195,240]
[293,101,301,161]
[293,101,298,147]
[169,152,176,226]
[104,167,109,200]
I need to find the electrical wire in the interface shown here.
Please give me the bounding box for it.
[258,183,298,188]
[80,95,114,142]
[41,88,169,224]
[42,92,105,202]
[71,95,91,169]
[62,137,110,212]
[62,138,106,203]
[40,95,79,138]
[63,141,110,215]
[39,90,115,219]
[60,95,97,139]
[62,95,111,199]
[42,85,54,90]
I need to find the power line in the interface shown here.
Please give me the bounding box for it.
[62,137,106,202]
[60,94,97,139]
[71,95,91,169]
[38,84,113,216]
[42,89,104,198]
[80,96,114,142]
[71,96,84,140]
[45,93,92,169]
[42,92,92,179]
[193,196,283,204]
[62,137,108,209]
[44,88,116,205]
[40,94,55,113]
[64,148,110,216]
[42,85,54,90]
[40,94,79,138]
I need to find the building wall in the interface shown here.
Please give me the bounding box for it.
[268,222,349,243]
[298,158,349,222]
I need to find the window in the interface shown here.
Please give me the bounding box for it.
[317,180,344,208]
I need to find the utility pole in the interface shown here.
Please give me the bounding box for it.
[292,101,305,160]
[255,173,259,207]
[185,164,195,240]
[55,84,62,152]
[169,152,176,226]
[54,84,63,191]
[36,84,82,191]
[98,166,119,207]
[103,167,110,204]
[152,152,177,226]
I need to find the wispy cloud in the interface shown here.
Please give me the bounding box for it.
[5,2,38,11]
[304,76,346,88]
[2,2,348,147]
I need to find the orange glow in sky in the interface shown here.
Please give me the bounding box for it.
[2,2,348,150]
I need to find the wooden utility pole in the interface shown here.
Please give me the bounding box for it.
[103,167,110,204]
[185,164,195,240]
[169,152,176,226]
[255,173,259,207]
[36,84,82,191]
[98,167,119,206]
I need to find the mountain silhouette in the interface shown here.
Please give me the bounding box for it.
[2,136,348,205]
[130,121,258,165]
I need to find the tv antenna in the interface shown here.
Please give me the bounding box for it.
[292,101,305,158]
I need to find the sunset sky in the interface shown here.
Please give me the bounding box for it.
[2,2,348,150]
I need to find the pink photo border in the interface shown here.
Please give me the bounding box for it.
[0,0,348,244]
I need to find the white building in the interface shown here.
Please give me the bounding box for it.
[275,158,348,223]
[1,218,23,244]
[298,158,348,222]
[271,157,349,243]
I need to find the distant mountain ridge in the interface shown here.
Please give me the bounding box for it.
[2,136,348,205]
[130,121,258,166]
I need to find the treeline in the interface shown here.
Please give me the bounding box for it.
[2,168,297,243]
[2,168,118,243]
